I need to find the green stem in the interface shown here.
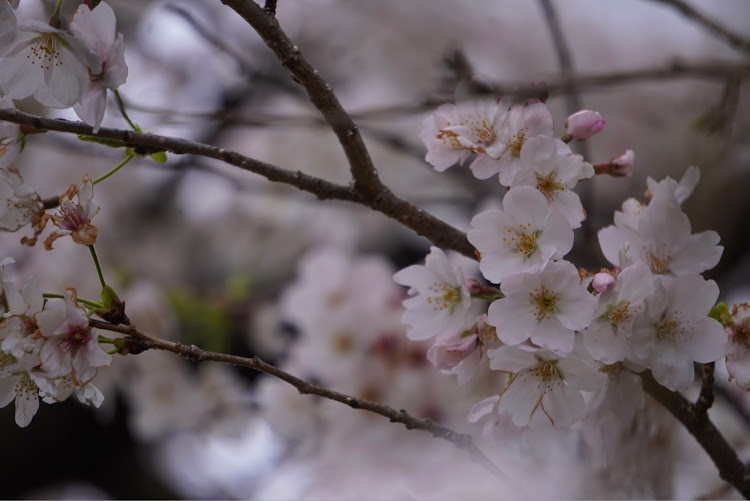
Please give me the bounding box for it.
[92,154,134,185]
[53,0,64,19]
[98,335,115,344]
[43,293,102,309]
[114,90,139,131]
[88,245,107,288]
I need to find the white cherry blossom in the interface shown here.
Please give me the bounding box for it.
[0,166,42,232]
[394,246,472,341]
[647,165,700,205]
[629,275,727,391]
[0,17,101,107]
[468,186,573,284]
[43,175,100,249]
[510,136,594,228]
[599,199,722,276]
[486,345,606,428]
[70,2,128,132]
[487,260,597,353]
[583,264,655,364]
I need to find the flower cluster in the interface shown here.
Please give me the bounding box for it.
[0,259,110,427]
[0,1,127,131]
[399,98,729,440]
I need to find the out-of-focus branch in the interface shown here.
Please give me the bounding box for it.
[641,371,750,498]
[121,59,750,124]
[0,109,475,258]
[89,318,502,477]
[695,362,716,416]
[219,0,382,199]
[645,0,750,54]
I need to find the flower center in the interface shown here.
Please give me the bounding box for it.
[530,359,561,381]
[642,244,672,274]
[536,172,565,200]
[61,327,91,353]
[426,283,463,313]
[529,285,559,321]
[503,223,540,258]
[436,129,461,148]
[505,129,528,158]
[29,34,64,71]
[656,316,681,340]
[603,301,632,329]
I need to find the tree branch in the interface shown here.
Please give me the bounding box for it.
[0,109,474,257]
[645,0,750,55]
[641,371,750,498]
[219,0,383,199]
[89,318,502,477]
[695,362,716,416]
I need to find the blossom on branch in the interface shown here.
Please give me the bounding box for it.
[0,166,43,233]
[468,186,573,283]
[43,175,100,249]
[487,259,597,353]
[70,1,128,132]
[0,13,101,108]
[394,246,472,341]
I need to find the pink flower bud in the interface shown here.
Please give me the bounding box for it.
[427,334,478,370]
[610,149,635,177]
[565,110,606,141]
[592,272,616,293]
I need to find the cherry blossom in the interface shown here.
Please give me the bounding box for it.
[468,186,573,283]
[509,136,594,228]
[486,345,606,428]
[629,275,727,391]
[0,15,101,108]
[36,289,111,385]
[647,165,700,205]
[0,272,45,359]
[0,166,43,232]
[70,2,128,132]
[419,100,507,175]
[725,303,750,390]
[43,175,100,249]
[600,198,722,276]
[564,110,605,141]
[0,97,22,168]
[427,330,480,383]
[0,355,53,427]
[394,246,472,341]
[583,264,655,364]
[487,259,597,353]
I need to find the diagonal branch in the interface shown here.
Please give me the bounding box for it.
[0,109,474,257]
[645,0,750,54]
[641,371,750,498]
[89,319,503,477]
[219,0,383,199]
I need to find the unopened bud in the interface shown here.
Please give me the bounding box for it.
[592,272,616,293]
[594,149,635,177]
[426,334,478,370]
[565,110,606,141]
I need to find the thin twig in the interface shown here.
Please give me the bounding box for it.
[645,0,750,54]
[89,318,503,477]
[641,371,750,498]
[119,59,750,124]
[695,362,716,416]
[0,109,475,258]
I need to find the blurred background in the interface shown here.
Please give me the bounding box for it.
[1,0,749,498]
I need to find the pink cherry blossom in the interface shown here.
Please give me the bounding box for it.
[468,186,573,284]
[564,110,606,141]
[725,303,750,390]
[487,260,597,353]
[43,175,100,249]
[36,289,111,385]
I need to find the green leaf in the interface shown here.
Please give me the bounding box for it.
[709,302,732,327]
[150,151,168,163]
